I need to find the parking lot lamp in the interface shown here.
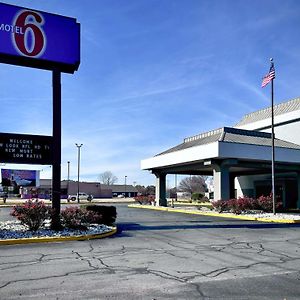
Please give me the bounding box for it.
[125,175,127,198]
[75,143,83,203]
[67,161,70,195]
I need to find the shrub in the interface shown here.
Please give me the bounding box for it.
[211,200,229,212]
[10,200,51,231]
[221,197,256,214]
[212,195,283,214]
[257,194,283,212]
[191,192,205,202]
[85,205,116,225]
[235,197,258,212]
[134,195,155,205]
[212,197,260,214]
[60,207,101,230]
[227,198,240,214]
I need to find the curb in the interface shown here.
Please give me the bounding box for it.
[0,226,117,246]
[128,204,300,224]
[167,201,213,207]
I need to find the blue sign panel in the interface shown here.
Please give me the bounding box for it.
[0,2,80,73]
[1,169,39,187]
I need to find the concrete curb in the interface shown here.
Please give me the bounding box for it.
[0,226,117,246]
[128,204,300,224]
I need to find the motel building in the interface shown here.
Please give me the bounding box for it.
[141,97,300,209]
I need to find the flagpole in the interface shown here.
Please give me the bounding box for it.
[270,58,276,215]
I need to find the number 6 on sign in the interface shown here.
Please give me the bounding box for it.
[13,10,46,57]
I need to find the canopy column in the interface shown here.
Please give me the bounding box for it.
[213,164,230,200]
[212,159,238,201]
[153,172,167,207]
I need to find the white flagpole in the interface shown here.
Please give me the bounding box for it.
[270,58,276,215]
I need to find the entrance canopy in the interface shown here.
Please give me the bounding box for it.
[141,127,300,204]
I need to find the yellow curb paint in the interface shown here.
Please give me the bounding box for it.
[167,201,212,207]
[0,227,117,246]
[128,204,300,224]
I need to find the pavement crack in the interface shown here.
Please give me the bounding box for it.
[95,257,111,268]
[0,268,101,290]
[148,269,187,283]
[88,241,95,253]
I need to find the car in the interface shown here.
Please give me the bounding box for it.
[67,192,93,202]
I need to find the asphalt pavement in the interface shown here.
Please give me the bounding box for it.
[1,203,300,299]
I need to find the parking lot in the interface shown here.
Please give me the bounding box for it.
[1,203,300,299]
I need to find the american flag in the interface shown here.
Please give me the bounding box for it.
[261,62,275,88]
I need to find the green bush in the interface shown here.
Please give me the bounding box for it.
[191,192,205,202]
[10,200,52,231]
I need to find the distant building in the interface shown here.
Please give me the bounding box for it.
[110,184,138,198]
[33,179,138,199]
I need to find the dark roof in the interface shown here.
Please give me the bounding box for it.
[108,184,138,193]
[156,127,300,156]
[235,97,300,127]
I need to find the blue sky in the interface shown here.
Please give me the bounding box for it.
[1,0,300,187]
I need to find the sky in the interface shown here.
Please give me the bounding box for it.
[0,0,300,187]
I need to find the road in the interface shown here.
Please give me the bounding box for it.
[1,204,300,299]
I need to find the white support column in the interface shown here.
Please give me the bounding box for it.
[154,172,167,207]
[213,164,230,201]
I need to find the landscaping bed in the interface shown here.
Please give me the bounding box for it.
[0,200,117,242]
[0,220,113,240]
[130,194,300,223]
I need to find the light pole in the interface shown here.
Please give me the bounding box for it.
[67,161,70,197]
[75,143,83,203]
[175,174,177,202]
[124,175,127,198]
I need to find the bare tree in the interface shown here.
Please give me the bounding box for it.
[98,171,118,185]
[178,176,207,194]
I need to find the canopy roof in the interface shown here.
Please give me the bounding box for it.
[157,127,300,156]
[141,127,300,175]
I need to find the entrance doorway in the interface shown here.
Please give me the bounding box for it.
[255,178,298,209]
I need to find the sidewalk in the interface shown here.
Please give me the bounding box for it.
[0,197,135,207]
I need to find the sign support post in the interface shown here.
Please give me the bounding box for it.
[52,69,62,230]
[0,3,80,230]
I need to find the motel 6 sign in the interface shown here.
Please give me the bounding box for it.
[0,2,80,73]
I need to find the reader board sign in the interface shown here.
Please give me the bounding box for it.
[0,132,53,165]
[0,2,80,73]
[1,169,39,187]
